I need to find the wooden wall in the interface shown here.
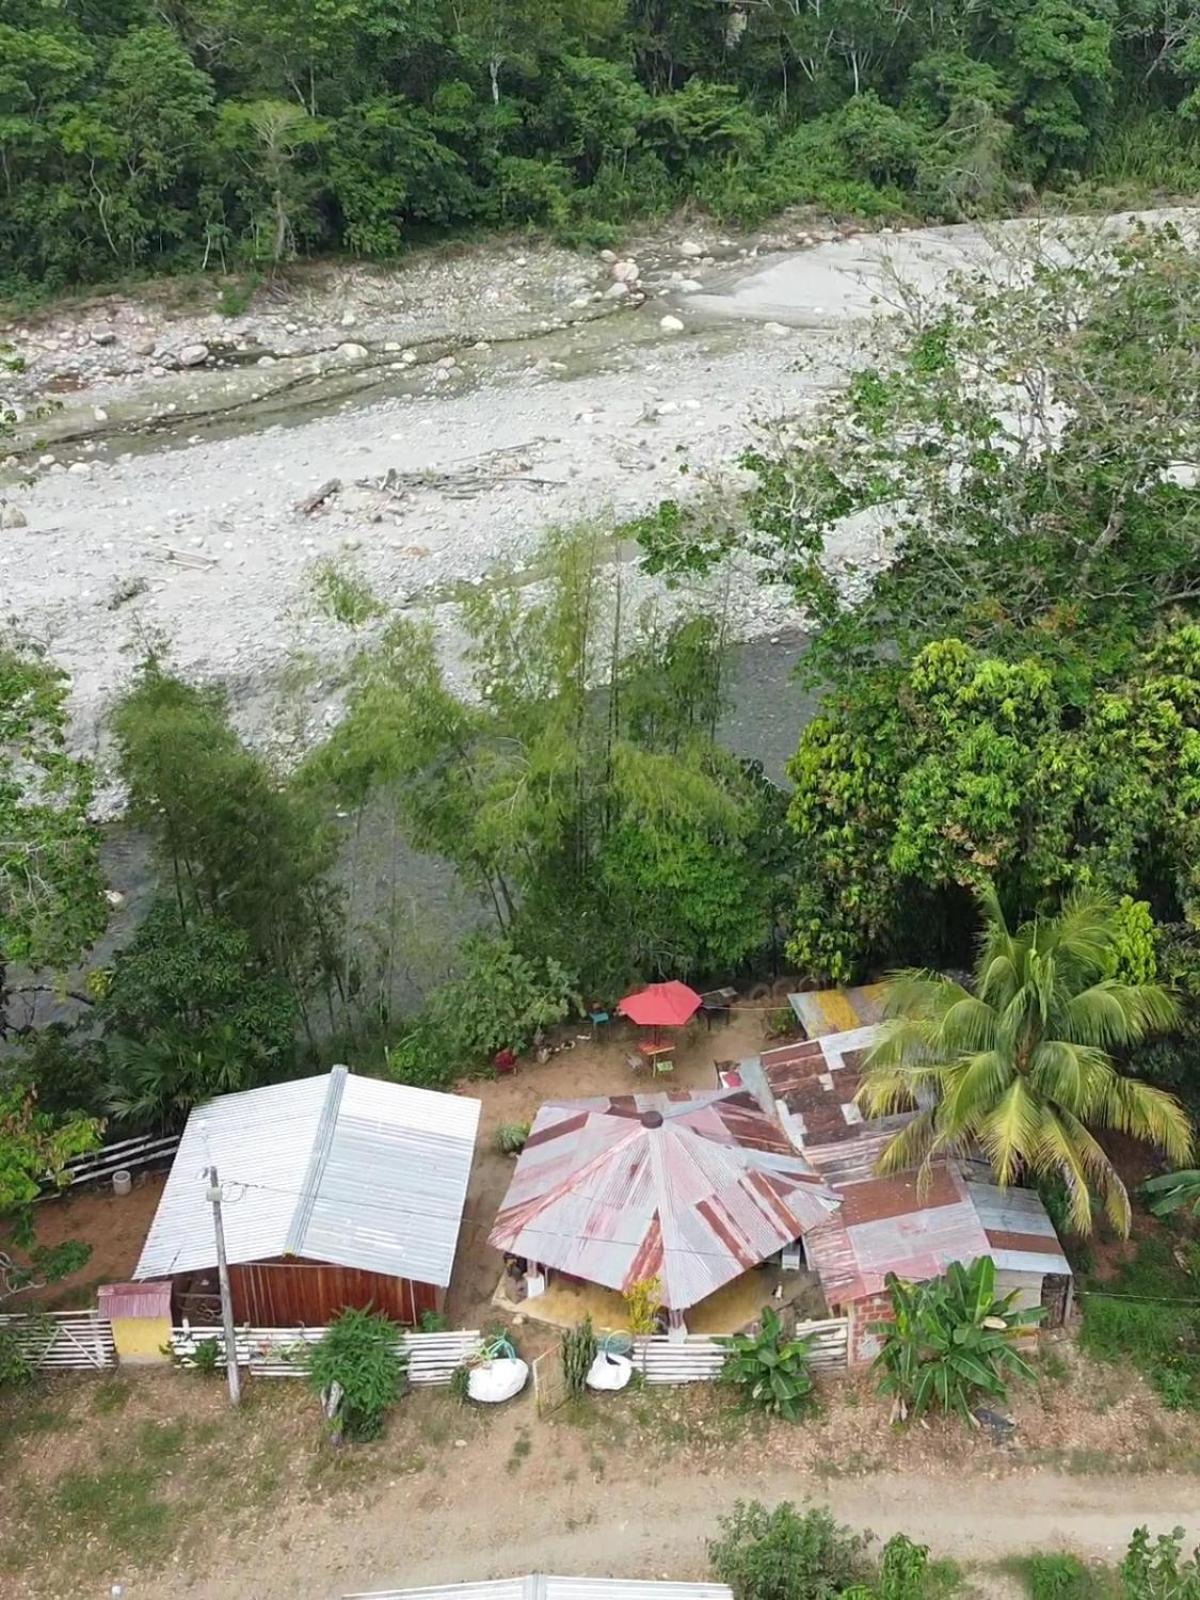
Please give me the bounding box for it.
[226,1258,441,1326]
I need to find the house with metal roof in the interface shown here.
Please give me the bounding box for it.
[735,1024,1073,1360]
[134,1066,480,1327]
[346,1579,733,1600]
[487,1090,841,1328]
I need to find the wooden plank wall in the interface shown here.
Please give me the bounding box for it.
[227,1259,440,1327]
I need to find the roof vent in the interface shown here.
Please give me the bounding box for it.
[641,1109,664,1129]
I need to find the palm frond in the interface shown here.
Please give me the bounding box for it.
[977,1076,1042,1188]
[1042,1108,1130,1236]
[855,1064,925,1118]
[1099,1074,1193,1166]
[875,1110,938,1175]
[1028,1114,1097,1233]
[1063,981,1179,1047]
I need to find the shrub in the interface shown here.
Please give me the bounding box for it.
[623,1275,662,1335]
[872,1257,1042,1423]
[708,1500,868,1600]
[719,1306,816,1422]
[1016,1554,1097,1600]
[0,1328,37,1387]
[306,1307,407,1442]
[561,1316,597,1399]
[1120,1526,1200,1600]
[496,1121,531,1156]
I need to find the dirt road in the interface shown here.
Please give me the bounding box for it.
[194,1460,1200,1599]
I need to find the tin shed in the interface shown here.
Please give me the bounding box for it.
[134,1066,480,1326]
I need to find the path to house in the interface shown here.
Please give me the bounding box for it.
[190,1461,1200,1600]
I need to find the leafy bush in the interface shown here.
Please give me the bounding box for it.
[496,1121,532,1156]
[872,1258,1042,1423]
[623,1276,662,1335]
[719,1306,816,1422]
[1013,1554,1098,1600]
[427,936,581,1063]
[306,1307,407,1442]
[1120,1526,1200,1600]
[708,1500,868,1600]
[0,1328,37,1387]
[561,1316,597,1400]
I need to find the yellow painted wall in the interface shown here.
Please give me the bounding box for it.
[111,1314,172,1364]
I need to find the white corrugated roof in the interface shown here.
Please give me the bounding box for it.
[345,1579,733,1600]
[134,1067,480,1287]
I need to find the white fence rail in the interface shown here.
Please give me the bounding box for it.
[0,1309,116,1371]
[170,1324,483,1383]
[43,1132,181,1194]
[631,1317,848,1383]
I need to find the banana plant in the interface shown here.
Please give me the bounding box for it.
[1141,1170,1200,1219]
[719,1305,816,1421]
[871,1256,1044,1424]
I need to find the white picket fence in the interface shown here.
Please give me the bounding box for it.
[170,1324,483,1383]
[631,1317,848,1383]
[0,1309,116,1371]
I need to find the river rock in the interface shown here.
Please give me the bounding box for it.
[764,321,790,336]
[176,343,210,368]
[336,342,368,360]
[94,407,108,422]
[604,281,629,300]
[68,460,91,475]
[612,259,640,283]
[0,503,28,528]
[660,315,685,333]
[679,240,703,258]
[133,336,156,356]
[91,328,117,346]
[340,310,357,328]
[679,279,702,293]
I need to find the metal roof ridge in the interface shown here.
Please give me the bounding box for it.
[286,1065,349,1256]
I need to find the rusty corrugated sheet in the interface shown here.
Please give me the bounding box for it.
[488,1091,840,1311]
[804,1164,991,1307]
[788,984,889,1037]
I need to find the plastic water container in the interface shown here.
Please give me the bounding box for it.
[112,1169,132,1196]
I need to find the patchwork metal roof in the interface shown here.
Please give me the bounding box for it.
[346,1580,733,1600]
[803,1164,991,1307]
[788,984,888,1037]
[488,1091,840,1311]
[134,1067,480,1287]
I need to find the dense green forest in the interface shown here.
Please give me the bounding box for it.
[5,0,1200,295]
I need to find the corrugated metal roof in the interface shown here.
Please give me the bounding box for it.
[97,1281,173,1319]
[345,1579,733,1600]
[134,1068,480,1287]
[788,985,888,1037]
[488,1091,839,1311]
[804,1164,992,1306]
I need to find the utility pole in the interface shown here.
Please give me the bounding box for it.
[206,1162,241,1408]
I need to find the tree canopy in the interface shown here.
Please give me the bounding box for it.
[6,0,1200,292]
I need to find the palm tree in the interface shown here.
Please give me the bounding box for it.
[856,888,1192,1235]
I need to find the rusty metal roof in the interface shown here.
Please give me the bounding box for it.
[487,1091,840,1311]
[97,1281,173,1319]
[804,1164,991,1307]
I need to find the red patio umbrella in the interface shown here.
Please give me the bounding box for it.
[617,980,702,1028]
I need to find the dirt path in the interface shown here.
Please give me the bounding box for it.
[187,1460,1200,1599]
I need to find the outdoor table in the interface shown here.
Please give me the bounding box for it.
[637,1040,675,1074]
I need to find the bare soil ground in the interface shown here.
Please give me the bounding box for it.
[1,1174,165,1311]
[2,1337,1198,1600]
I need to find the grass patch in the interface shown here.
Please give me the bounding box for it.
[1079,1232,1200,1411]
[136,1419,189,1462]
[999,1553,1110,1600]
[91,1378,134,1415]
[54,1466,175,1561]
[507,1430,532,1473]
